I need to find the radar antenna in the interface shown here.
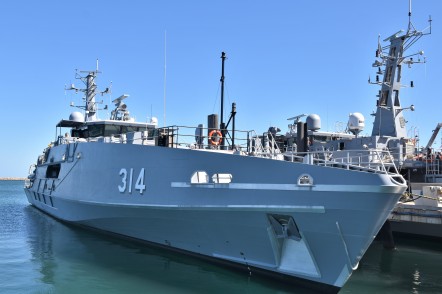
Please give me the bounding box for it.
[287,114,307,124]
[368,0,431,138]
[110,94,131,121]
[65,60,111,122]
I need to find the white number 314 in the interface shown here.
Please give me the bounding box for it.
[118,168,146,194]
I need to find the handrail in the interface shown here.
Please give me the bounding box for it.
[52,125,402,176]
[286,149,401,175]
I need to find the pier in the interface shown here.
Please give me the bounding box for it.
[390,184,442,238]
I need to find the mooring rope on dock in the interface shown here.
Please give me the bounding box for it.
[399,192,440,203]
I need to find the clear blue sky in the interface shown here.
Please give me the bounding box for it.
[1,0,441,177]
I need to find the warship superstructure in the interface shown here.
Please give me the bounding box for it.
[24,53,407,292]
[278,3,441,239]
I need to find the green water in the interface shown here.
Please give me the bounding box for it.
[1,181,441,293]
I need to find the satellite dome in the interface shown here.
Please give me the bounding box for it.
[348,112,365,135]
[69,111,84,122]
[150,117,158,125]
[306,114,321,131]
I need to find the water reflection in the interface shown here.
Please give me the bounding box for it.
[2,182,441,294]
[342,237,442,294]
[24,206,317,294]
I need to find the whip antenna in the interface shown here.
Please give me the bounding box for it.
[163,30,167,127]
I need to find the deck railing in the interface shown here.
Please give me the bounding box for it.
[285,149,401,176]
[53,125,403,177]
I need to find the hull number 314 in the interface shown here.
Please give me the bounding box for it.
[118,168,146,194]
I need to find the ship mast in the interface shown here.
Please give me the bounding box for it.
[220,52,226,149]
[83,70,99,121]
[216,52,238,150]
[66,61,109,122]
[370,0,430,138]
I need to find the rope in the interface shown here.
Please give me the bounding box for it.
[399,191,440,203]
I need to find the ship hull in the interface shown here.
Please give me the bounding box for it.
[25,142,406,291]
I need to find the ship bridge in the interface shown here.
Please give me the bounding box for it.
[56,119,157,140]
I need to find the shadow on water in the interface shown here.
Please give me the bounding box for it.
[23,206,320,294]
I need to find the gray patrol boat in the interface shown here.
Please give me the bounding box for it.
[24,52,406,292]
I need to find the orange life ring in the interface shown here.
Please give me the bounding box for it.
[208,130,223,146]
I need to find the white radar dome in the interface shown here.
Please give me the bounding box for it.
[348,112,365,135]
[306,114,321,131]
[69,111,84,122]
[150,117,158,126]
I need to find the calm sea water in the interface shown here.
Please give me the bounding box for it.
[1,180,441,294]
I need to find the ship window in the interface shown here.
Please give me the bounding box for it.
[147,129,158,139]
[339,142,345,150]
[88,125,105,137]
[72,129,87,138]
[313,135,328,143]
[104,125,121,137]
[212,173,232,184]
[122,126,140,133]
[191,171,209,184]
[46,164,61,179]
[298,174,313,186]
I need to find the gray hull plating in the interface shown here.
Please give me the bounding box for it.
[25,142,405,289]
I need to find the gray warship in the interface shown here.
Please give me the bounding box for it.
[277,3,441,238]
[24,51,406,292]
